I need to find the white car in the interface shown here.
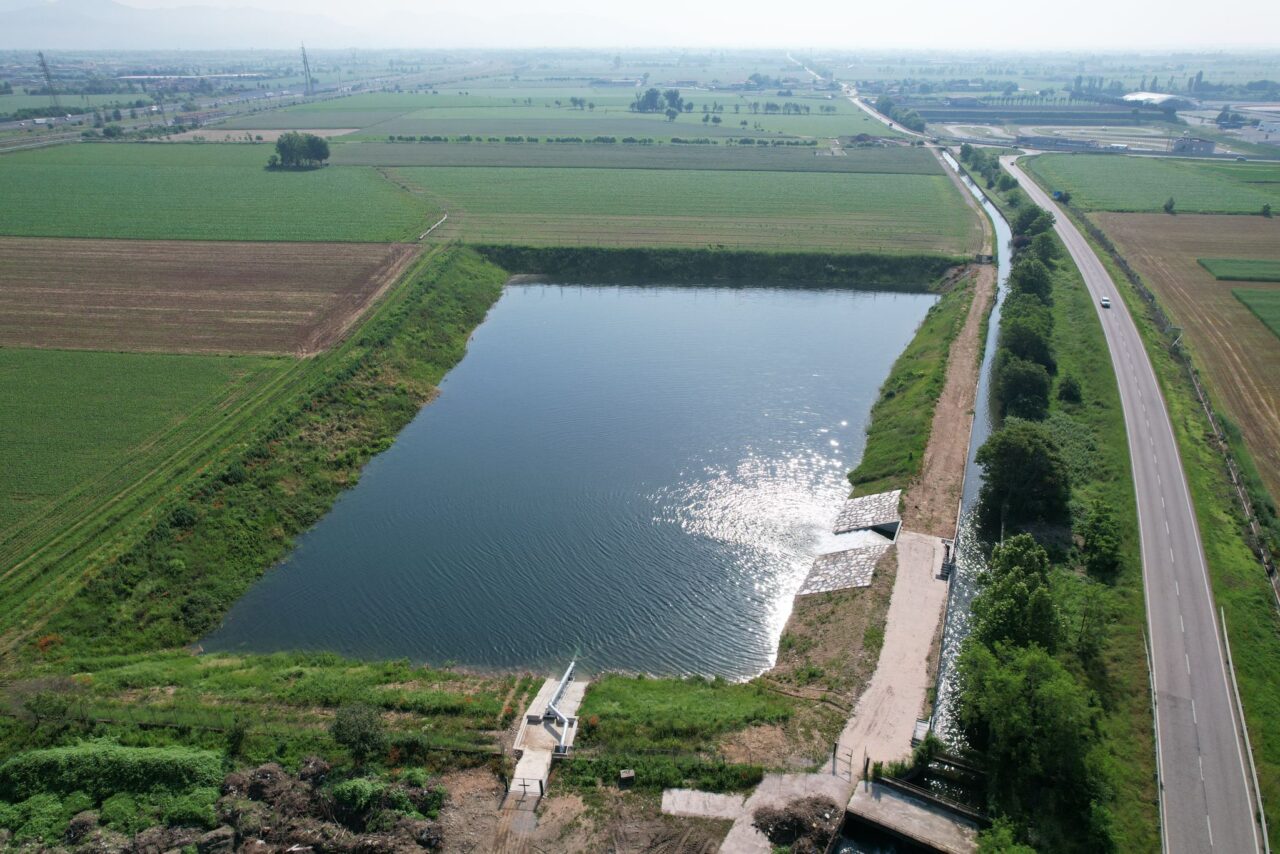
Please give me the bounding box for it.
[1100,296,1112,309]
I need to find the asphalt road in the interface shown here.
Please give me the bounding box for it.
[1004,156,1262,853]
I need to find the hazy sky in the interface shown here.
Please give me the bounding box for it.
[117,0,1280,50]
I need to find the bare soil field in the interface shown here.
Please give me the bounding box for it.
[1094,212,1280,500]
[0,237,419,356]
[159,128,360,142]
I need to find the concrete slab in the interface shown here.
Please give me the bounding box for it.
[661,789,746,821]
[847,781,978,854]
[837,532,948,766]
[798,544,890,595]
[833,490,901,535]
[719,773,854,853]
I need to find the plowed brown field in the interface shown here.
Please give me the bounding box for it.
[0,237,419,356]
[1094,212,1280,500]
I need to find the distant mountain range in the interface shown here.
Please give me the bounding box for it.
[0,0,361,50]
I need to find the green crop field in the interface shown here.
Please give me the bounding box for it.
[0,348,292,623]
[1235,289,1280,340]
[330,141,940,173]
[394,165,979,253]
[1026,154,1280,213]
[222,90,897,140]
[1200,258,1280,281]
[0,144,433,242]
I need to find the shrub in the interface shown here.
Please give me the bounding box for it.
[1080,499,1122,580]
[1057,375,1082,403]
[331,705,386,765]
[0,742,222,801]
[100,792,147,835]
[0,793,69,842]
[161,787,218,829]
[331,778,383,816]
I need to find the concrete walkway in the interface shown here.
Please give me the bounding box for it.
[691,773,855,854]
[662,789,746,821]
[837,531,948,767]
[663,532,950,852]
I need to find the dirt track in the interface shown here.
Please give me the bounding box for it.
[0,237,419,356]
[1095,212,1280,501]
[903,264,996,538]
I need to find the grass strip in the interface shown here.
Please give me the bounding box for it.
[1234,289,1280,341]
[1199,258,1280,283]
[846,273,973,496]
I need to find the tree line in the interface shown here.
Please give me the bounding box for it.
[872,95,926,132]
[954,144,1128,852]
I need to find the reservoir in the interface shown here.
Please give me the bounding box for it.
[204,283,937,678]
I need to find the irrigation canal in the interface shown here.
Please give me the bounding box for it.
[929,152,1013,739]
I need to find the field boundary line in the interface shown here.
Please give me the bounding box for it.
[419,213,449,240]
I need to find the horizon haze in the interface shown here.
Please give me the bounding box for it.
[2,0,1279,51]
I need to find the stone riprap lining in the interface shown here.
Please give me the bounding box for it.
[798,544,890,595]
[833,489,902,534]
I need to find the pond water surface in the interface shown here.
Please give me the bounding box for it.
[203,284,937,678]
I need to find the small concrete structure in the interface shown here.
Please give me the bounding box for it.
[833,489,901,536]
[661,789,746,821]
[661,774,853,852]
[798,544,890,594]
[846,781,978,853]
[1171,135,1215,155]
[506,664,588,809]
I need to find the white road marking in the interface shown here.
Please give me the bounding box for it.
[1186,653,1192,675]
[1165,520,1171,535]
[1176,581,1181,596]
[1200,755,1205,781]
[1193,699,1198,724]
[1207,815,1214,847]
[1181,614,1185,633]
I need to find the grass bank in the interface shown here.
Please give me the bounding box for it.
[476,244,960,288]
[846,269,977,497]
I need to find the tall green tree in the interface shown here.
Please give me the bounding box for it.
[976,418,1070,529]
[972,534,1062,653]
[994,353,1051,421]
[954,642,1112,851]
[1008,258,1053,303]
[1080,499,1121,579]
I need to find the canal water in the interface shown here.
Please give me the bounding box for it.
[931,153,1013,741]
[204,283,937,678]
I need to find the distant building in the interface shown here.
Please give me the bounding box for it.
[944,97,984,107]
[1171,136,1215,155]
[1015,134,1100,151]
